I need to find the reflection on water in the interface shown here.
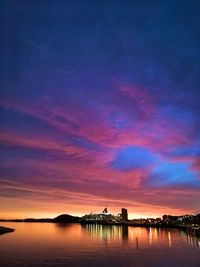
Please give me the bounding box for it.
[168,231,172,247]
[81,224,200,250]
[182,232,200,250]
[81,224,129,244]
[0,222,199,267]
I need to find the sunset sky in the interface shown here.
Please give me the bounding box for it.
[1,1,200,219]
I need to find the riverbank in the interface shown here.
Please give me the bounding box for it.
[1,220,199,237]
[80,220,200,237]
[0,226,15,235]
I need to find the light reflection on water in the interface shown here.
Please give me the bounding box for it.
[0,222,199,267]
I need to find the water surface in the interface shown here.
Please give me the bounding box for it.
[0,222,199,267]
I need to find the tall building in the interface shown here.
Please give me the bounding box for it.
[121,208,128,221]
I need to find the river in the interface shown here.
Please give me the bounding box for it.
[0,222,199,267]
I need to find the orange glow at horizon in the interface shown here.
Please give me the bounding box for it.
[0,204,195,220]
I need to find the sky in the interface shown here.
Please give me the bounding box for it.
[0,0,200,219]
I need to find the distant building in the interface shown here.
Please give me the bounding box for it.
[162,215,179,222]
[81,208,115,223]
[81,208,129,223]
[121,208,128,221]
[162,214,200,226]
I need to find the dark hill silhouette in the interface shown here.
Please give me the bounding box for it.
[24,218,52,222]
[23,214,80,223]
[0,214,80,223]
[53,214,80,223]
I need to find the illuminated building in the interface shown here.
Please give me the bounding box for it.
[121,208,128,221]
[81,208,128,223]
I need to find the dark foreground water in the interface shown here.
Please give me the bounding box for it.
[0,222,199,267]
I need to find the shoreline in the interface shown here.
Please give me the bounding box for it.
[0,226,15,235]
[80,221,200,237]
[1,220,199,237]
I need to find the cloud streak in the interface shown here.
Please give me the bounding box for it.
[1,0,200,218]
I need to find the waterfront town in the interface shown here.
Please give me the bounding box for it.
[0,208,200,236]
[81,208,200,236]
